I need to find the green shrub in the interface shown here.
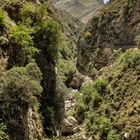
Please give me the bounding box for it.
[10,24,35,52]
[0,9,11,30]
[0,62,42,111]
[123,0,130,17]
[75,94,85,114]
[0,123,9,140]
[99,116,112,135]
[0,9,6,28]
[0,62,42,138]
[117,49,140,70]
[85,114,112,139]
[82,82,95,105]
[20,2,37,26]
[94,78,108,95]
[20,2,48,27]
[107,129,122,140]
[34,18,61,60]
[26,62,42,83]
[74,81,102,122]
[9,24,39,65]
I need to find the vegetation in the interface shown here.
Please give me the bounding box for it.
[123,0,130,17]
[74,49,140,139]
[0,62,42,139]
[9,24,38,66]
[135,35,140,48]
[0,123,8,140]
[0,0,66,139]
[0,0,140,140]
[0,9,6,28]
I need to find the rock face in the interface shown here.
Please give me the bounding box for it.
[53,0,103,23]
[66,70,85,89]
[0,1,66,139]
[61,116,78,135]
[27,108,43,140]
[77,0,140,74]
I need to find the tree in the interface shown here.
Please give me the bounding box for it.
[0,62,42,139]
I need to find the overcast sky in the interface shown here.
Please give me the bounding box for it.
[103,0,110,4]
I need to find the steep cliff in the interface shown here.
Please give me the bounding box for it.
[0,0,64,139]
[74,0,140,140]
[77,0,140,75]
[0,0,85,139]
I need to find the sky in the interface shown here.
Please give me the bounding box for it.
[103,0,110,4]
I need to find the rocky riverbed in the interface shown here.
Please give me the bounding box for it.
[61,75,93,140]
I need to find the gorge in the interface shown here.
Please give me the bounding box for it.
[0,0,140,140]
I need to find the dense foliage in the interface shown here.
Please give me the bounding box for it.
[0,0,66,139]
[74,49,140,140]
[0,62,42,139]
[0,0,140,140]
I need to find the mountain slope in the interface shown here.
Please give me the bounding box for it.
[73,0,140,139]
[77,0,140,75]
[75,49,140,140]
[53,0,103,23]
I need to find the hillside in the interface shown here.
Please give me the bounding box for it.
[75,0,140,139]
[75,49,140,140]
[0,0,140,140]
[53,0,103,23]
[77,0,140,75]
[0,0,82,139]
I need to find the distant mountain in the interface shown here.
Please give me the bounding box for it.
[53,0,103,23]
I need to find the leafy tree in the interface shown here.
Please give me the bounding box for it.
[0,62,42,139]
[9,24,39,66]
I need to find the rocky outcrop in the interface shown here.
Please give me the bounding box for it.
[66,70,85,89]
[27,108,43,140]
[0,1,65,138]
[61,116,78,135]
